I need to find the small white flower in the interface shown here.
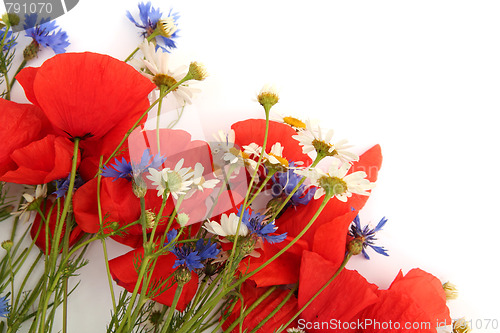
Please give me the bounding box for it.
[11,184,47,223]
[271,110,310,131]
[212,129,242,165]
[203,213,249,237]
[146,159,194,199]
[132,40,199,105]
[177,213,190,227]
[192,163,219,191]
[243,142,288,168]
[296,159,375,202]
[292,120,358,163]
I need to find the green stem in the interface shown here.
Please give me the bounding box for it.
[223,286,277,333]
[160,284,184,333]
[156,85,167,154]
[8,59,27,91]
[246,169,276,206]
[225,106,271,284]
[275,254,353,333]
[249,284,298,333]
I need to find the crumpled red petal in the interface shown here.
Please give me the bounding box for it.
[221,281,299,333]
[1,135,79,184]
[298,251,379,330]
[109,247,198,311]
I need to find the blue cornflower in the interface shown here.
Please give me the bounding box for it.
[271,162,316,206]
[126,2,180,52]
[349,215,389,259]
[24,14,69,54]
[0,295,9,318]
[101,157,133,181]
[237,206,287,244]
[1,28,17,51]
[101,149,166,181]
[52,173,84,198]
[167,230,220,272]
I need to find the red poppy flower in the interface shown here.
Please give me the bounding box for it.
[30,200,84,254]
[298,251,379,333]
[109,247,198,311]
[356,269,451,333]
[231,119,313,166]
[16,52,155,181]
[221,280,299,333]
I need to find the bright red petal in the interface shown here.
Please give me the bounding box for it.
[109,248,198,311]
[0,99,47,176]
[32,52,154,140]
[221,281,299,333]
[298,251,378,328]
[239,236,309,287]
[1,135,78,184]
[30,200,84,254]
[388,268,451,325]
[16,66,40,107]
[231,119,312,165]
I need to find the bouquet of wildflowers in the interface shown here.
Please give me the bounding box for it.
[0,2,470,333]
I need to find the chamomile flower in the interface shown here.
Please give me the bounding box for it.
[211,129,242,165]
[292,120,358,163]
[297,159,374,202]
[191,163,219,191]
[203,213,249,238]
[271,110,308,131]
[11,184,47,223]
[146,159,194,199]
[132,40,199,105]
[243,142,289,171]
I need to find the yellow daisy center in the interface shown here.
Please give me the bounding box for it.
[283,116,306,130]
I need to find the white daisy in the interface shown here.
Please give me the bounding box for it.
[11,184,47,223]
[296,159,375,202]
[211,129,243,165]
[243,142,289,169]
[271,110,309,131]
[292,119,358,163]
[203,213,249,237]
[131,40,199,105]
[146,159,194,199]
[191,163,219,191]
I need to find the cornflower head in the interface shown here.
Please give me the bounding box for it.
[23,14,69,60]
[269,162,316,207]
[348,215,389,259]
[1,27,17,51]
[101,149,166,181]
[53,173,85,198]
[237,206,287,244]
[167,229,220,272]
[126,1,180,52]
[0,295,9,318]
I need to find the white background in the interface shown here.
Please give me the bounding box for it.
[1,0,500,332]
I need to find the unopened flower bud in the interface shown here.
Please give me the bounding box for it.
[176,213,190,227]
[174,267,192,285]
[257,84,279,109]
[240,237,255,256]
[347,238,363,255]
[110,221,120,231]
[443,281,458,300]
[133,178,148,198]
[2,240,13,251]
[23,41,40,61]
[188,62,208,81]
